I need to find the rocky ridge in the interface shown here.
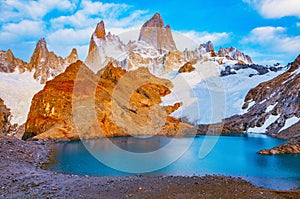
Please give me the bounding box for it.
[23,61,193,140]
[0,50,29,73]
[0,39,78,84]
[84,13,253,75]
[220,63,285,77]
[218,47,253,65]
[29,38,78,84]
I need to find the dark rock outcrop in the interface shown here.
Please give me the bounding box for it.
[0,98,11,136]
[220,63,284,77]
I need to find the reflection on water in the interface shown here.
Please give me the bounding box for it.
[48,134,300,190]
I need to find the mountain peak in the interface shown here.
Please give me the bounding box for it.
[36,38,47,49]
[138,13,177,52]
[0,49,28,73]
[94,20,106,40]
[65,48,78,64]
[29,38,78,84]
[144,13,165,27]
[30,38,49,68]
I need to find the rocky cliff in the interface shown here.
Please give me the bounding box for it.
[23,61,193,141]
[0,50,29,73]
[85,21,127,73]
[0,98,11,136]
[29,38,78,84]
[138,13,177,53]
[0,39,78,84]
[241,54,300,137]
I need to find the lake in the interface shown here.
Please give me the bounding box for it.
[47,134,300,190]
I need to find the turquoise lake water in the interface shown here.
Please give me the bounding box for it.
[48,134,300,190]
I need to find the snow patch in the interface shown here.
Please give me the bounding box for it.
[162,62,285,124]
[0,71,44,124]
[280,117,300,131]
[266,103,277,112]
[248,115,280,133]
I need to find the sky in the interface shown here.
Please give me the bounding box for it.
[0,0,300,65]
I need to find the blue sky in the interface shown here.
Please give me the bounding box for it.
[0,0,300,65]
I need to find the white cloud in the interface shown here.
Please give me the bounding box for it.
[173,31,231,50]
[0,20,45,44]
[241,26,300,64]
[47,28,94,59]
[0,0,77,22]
[48,28,94,45]
[0,0,150,61]
[297,22,300,27]
[242,26,300,53]
[244,0,300,18]
[50,1,148,30]
[2,20,45,37]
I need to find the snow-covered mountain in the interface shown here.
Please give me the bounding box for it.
[161,61,286,125]
[0,39,78,126]
[0,12,290,142]
[218,47,253,65]
[85,21,127,73]
[84,13,256,77]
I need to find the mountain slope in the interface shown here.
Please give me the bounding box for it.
[161,61,285,125]
[23,61,192,140]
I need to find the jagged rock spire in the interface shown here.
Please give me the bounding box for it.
[138,13,177,52]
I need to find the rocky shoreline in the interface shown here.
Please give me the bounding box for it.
[1,135,300,198]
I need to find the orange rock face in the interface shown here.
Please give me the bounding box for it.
[23,61,193,141]
[178,62,196,73]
